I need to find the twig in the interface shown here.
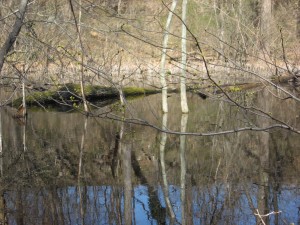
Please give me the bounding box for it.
[254,209,281,225]
[93,113,300,136]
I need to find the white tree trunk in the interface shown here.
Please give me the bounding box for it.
[78,0,88,113]
[160,0,178,113]
[22,73,26,117]
[181,0,189,113]
[69,0,88,113]
[117,0,122,15]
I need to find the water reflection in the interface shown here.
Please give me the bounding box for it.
[180,114,189,225]
[0,109,3,176]
[0,87,299,224]
[0,109,5,225]
[256,88,271,225]
[160,113,175,223]
[77,116,88,224]
[122,122,132,225]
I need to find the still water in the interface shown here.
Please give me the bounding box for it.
[0,87,299,225]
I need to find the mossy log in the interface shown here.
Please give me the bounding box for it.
[215,82,262,93]
[220,74,298,93]
[271,73,298,84]
[11,83,160,107]
[189,71,300,96]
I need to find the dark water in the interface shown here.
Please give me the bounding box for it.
[0,87,299,225]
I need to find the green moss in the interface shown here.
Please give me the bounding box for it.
[58,83,80,94]
[13,90,56,106]
[12,84,159,108]
[228,86,242,92]
[89,85,118,96]
[123,87,146,95]
[123,87,159,96]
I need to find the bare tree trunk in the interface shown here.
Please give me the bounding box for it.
[69,0,89,113]
[22,72,26,117]
[78,0,88,113]
[261,0,272,52]
[233,0,247,60]
[251,0,260,28]
[181,0,189,113]
[160,0,178,113]
[0,0,28,75]
[213,0,225,59]
[117,0,122,15]
[117,55,125,107]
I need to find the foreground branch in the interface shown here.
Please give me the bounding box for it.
[94,114,300,136]
[0,0,29,74]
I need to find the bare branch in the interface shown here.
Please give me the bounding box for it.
[91,113,300,136]
[0,0,29,75]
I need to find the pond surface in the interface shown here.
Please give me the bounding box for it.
[0,87,300,225]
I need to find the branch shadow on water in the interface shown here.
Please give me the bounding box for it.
[131,149,167,225]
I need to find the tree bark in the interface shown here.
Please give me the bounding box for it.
[181,0,189,113]
[0,0,28,75]
[160,0,178,113]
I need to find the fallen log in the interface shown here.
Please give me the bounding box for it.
[190,75,298,96]
[271,73,299,84]
[10,83,161,107]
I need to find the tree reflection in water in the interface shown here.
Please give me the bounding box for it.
[0,88,299,224]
